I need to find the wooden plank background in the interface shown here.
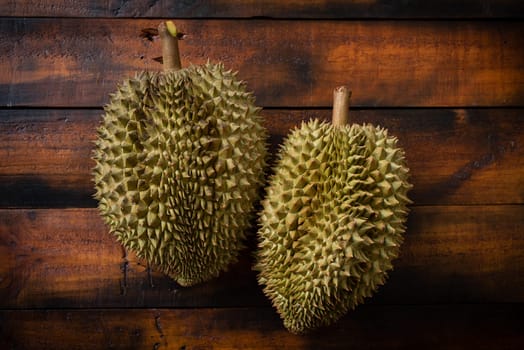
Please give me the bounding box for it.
[1,0,524,18]
[1,19,524,107]
[1,206,523,309]
[1,1,523,349]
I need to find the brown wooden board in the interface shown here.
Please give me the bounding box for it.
[1,19,523,108]
[1,0,524,19]
[1,109,522,207]
[0,110,98,208]
[2,305,523,349]
[1,206,523,309]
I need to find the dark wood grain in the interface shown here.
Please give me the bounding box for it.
[0,208,265,309]
[1,0,523,18]
[1,206,523,309]
[1,19,523,108]
[1,109,522,207]
[0,110,98,208]
[2,305,523,349]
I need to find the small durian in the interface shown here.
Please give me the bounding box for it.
[255,86,412,333]
[92,22,267,287]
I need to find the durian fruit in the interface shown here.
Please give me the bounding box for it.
[92,21,267,287]
[255,86,412,334]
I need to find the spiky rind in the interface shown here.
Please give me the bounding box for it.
[255,119,411,333]
[93,63,267,286]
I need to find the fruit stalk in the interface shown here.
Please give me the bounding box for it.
[158,21,182,71]
[332,86,352,126]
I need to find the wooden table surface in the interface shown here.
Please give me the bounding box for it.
[1,1,523,349]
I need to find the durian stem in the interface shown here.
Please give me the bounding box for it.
[332,86,352,127]
[158,21,182,71]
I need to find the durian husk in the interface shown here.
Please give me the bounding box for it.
[256,114,412,333]
[93,59,267,286]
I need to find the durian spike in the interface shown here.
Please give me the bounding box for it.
[332,86,352,127]
[158,21,182,71]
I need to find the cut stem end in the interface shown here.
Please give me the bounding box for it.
[332,86,352,127]
[158,21,182,71]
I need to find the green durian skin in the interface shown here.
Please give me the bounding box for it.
[255,119,412,334]
[93,63,267,287]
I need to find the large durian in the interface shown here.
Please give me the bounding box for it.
[93,22,267,287]
[255,86,412,333]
